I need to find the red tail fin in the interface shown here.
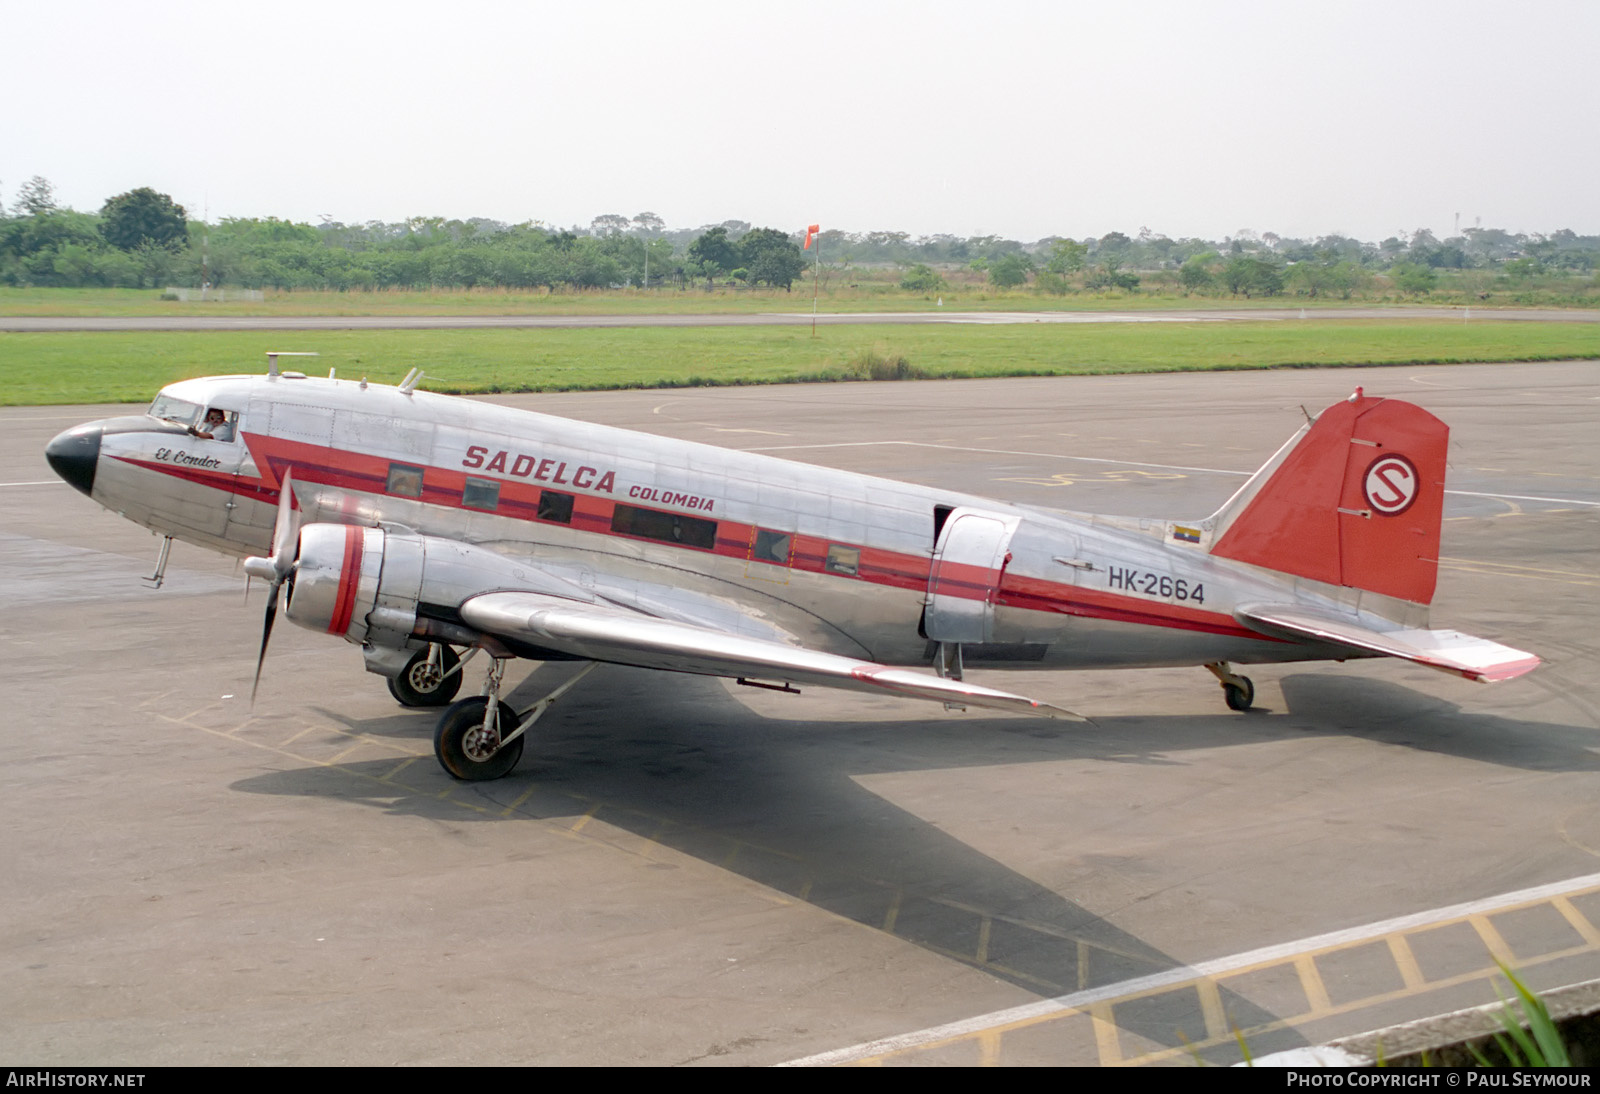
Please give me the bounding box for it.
[1209,390,1447,604]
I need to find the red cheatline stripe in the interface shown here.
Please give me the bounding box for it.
[128,433,1271,644]
[328,526,364,635]
[110,455,279,502]
[999,573,1270,641]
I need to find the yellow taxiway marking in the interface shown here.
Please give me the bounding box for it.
[1089,1002,1121,1063]
[500,783,541,818]
[1387,933,1427,989]
[1295,953,1332,1012]
[1555,897,1600,948]
[275,725,322,748]
[1470,914,1518,967]
[379,757,419,783]
[1196,978,1227,1040]
[882,891,902,935]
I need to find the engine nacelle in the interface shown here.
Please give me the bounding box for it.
[285,522,593,654]
[287,524,400,645]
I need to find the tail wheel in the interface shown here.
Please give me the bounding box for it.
[1223,677,1255,712]
[388,646,463,707]
[435,696,523,781]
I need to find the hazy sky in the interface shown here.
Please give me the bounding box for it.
[5,0,1596,243]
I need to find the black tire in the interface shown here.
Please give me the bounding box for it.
[1223,677,1255,712]
[434,697,524,781]
[388,646,462,707]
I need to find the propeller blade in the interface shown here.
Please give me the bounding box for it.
[251,581,280,705]
[270,468,299,579]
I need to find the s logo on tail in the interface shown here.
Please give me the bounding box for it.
[1363,455,1419,515]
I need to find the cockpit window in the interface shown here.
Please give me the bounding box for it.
[148,394,202,427]
[197,408,237,443]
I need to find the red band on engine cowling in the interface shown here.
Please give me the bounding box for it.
[328,526,364,635]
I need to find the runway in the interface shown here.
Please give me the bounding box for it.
[3,305,1596,332]
[1,361,1596,1065]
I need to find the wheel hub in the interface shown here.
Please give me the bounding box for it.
[408,662,442,692]
[461,721,503,762]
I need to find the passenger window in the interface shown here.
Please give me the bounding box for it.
[825,544,860,577]
[462,477,500,512]
[611,504,717,550]
[538,491,574,524]
[386,463,425,498]
[752,529,793,565]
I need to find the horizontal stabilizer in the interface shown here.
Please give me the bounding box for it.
[461,591,1084,720]
[1236,603,1540,683]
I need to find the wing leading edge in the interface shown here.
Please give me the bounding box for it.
[1236,603,1540,683]
[459,591,1084,720]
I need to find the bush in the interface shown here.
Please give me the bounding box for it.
[899,263,945,292]
[844,349,923,381]
[1390,262,1438,295]
[988,253,1032,289]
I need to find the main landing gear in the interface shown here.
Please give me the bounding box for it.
[1206,661,1256,712]
[433,658,599,781]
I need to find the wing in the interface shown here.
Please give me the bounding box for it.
[459,591,1083,720]
[1236,602,1539,683]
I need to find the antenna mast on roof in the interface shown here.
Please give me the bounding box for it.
[265,351,320,379]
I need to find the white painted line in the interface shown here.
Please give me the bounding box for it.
[0,480,63,487]
[778,869,1600,1067]
[1447,489,1600,508]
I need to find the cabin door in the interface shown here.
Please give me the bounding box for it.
[925,507,1019,645]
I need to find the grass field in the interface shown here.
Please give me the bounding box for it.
[3,319,1596,406]
[0,285,1346,317]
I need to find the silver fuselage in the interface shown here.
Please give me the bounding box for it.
[69,374,1385,672]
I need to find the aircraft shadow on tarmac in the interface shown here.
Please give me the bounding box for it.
[230,664,1597,1060]
[1274,674,1600,772]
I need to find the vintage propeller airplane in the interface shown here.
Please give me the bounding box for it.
[45,358,1538,780]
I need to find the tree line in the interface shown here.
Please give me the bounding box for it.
[2,176,1595,298]
[896,228,1598,298]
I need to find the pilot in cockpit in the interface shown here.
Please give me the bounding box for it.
[191,408,235,443]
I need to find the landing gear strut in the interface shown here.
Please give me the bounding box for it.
[1206,661,1256,712]
[433,659,599,781]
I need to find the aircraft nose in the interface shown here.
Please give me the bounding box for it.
[45,423,102,497]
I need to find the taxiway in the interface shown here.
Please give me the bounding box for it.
[1,361,1596,1065]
